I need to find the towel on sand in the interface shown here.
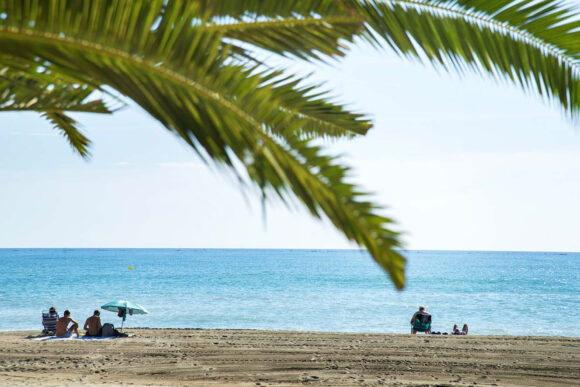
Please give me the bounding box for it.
[31,335,132,341]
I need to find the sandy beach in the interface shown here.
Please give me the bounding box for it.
[0,329,578,386]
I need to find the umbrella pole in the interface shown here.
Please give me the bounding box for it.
[120,307,127,332]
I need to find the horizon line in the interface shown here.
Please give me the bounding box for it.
[0,247,577,254]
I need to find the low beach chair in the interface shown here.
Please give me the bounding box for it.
[411,313,431,334]
[42,310,59,335]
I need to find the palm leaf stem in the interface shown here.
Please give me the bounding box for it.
[207,16,360,33]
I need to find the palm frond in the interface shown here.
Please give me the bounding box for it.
[41,112,91,158]
[214,16,361,61]
[201,0,362,61]
[246,132,406,288]
[252,68,372,138]
[210,0,580,121]
[3,0,580,289]
[445,0,580,59]
[0,0,404,286]
[0,60,110,157]
[353,0,580,119]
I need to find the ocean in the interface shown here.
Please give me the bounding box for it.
[0,249,577,336]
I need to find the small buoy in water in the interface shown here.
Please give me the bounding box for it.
[128,266,134,270]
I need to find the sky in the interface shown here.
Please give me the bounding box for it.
[1,44,579,251]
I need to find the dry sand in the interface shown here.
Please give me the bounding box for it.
[0,329,578,386]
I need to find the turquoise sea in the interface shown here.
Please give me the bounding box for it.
[0,249,578,336]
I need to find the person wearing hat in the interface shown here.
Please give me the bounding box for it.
[410,305,431,334]
[42,306,59,335]
[47,306,58,321]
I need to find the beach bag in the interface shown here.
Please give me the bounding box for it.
[101,323,115,337]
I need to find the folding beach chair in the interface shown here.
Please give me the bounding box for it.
[411,313,431,334]
[42,310,59,335]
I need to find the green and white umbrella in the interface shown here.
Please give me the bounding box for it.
[101,300,148,330]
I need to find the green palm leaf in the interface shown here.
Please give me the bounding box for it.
[1,0,579,288]
[0,59,110,157]
[41,112,91,157]
[352,0,580,119]
[205,0,580,120]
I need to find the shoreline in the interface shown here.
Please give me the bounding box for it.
[2,326,578,339]
[1,329,578,386]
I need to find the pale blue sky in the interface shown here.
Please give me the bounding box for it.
[1,44,579,251]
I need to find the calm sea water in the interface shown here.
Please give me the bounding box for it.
[0,249,577,336]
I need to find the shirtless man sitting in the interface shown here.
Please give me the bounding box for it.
[84,310,102,337]
[55,310,79,338]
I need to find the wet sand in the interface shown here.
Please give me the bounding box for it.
[0,329,578,386]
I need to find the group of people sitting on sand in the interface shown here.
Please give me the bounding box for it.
[410,306,469,335]
[46,307,102,338]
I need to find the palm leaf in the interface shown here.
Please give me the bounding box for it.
[245,131,406,288]
[2,0,579,289]
[0,60,110,157]
[352,0,580,119]
[41,112,91,158]
[213,16,362,61]
[0,0,405,286]
[252,68,372,139]
[205,0,580,120]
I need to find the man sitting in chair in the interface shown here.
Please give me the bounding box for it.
[410,305,431,334]
[55,310,80,338]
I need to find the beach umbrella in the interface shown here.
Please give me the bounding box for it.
[101,300,148,330]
